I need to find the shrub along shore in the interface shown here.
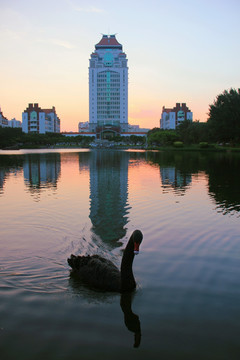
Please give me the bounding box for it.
[0,127,240,153]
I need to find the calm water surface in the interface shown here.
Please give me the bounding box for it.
[0,149,240,359]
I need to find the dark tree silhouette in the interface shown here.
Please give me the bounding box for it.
[207,88,240,143]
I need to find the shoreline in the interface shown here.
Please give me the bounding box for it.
[1,144,240,153]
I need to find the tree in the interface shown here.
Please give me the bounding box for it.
[207,88,240,144]
[129,135,145,145]
[0,127,23,148]
[147,127,160,136]
[177,120,209,144]
[147,129,179,146]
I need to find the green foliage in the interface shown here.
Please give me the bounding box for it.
[147,127,160,136]
[0,127,23,148]
[147,122,211,147]
[177,120,209,144]
[148,129,179,146]
[112,135,123,142]
[173,141,183,148]
[0,128,94,149]
[199,142,209,148]
[129,135,145,145]
[207,88,240,143]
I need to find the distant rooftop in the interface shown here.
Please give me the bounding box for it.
[95,34,122,50]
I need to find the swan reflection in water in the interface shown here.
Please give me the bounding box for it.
[120,291,141,348]
[68,229,143,347]
[68,275,142,348]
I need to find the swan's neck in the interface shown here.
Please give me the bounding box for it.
[120,240,136,292]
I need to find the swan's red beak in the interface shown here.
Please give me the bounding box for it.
[134,242,140,255]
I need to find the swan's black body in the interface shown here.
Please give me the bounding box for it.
[67,230,143,293]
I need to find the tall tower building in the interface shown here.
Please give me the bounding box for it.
[89,34,128,138]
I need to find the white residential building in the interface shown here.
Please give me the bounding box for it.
[8,118,22,128]
[160,103,193,130]
[0,108,9,128]
[22,103,60,134]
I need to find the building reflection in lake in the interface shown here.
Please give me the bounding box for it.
[146,152,192,195]
[0,169,5,191]
[1,149,239,228]
[23,153,61,196]
[0,156,23,193]
[160,167,192,194]
[0,167,10,192]
[88,150,129,246]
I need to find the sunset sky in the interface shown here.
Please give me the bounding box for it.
[1,0,240,131]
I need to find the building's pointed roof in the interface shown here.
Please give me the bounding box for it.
[95,34,122,50]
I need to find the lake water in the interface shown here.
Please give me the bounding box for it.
[0,149,240,359]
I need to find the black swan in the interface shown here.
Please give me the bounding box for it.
[67,230,143,292]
